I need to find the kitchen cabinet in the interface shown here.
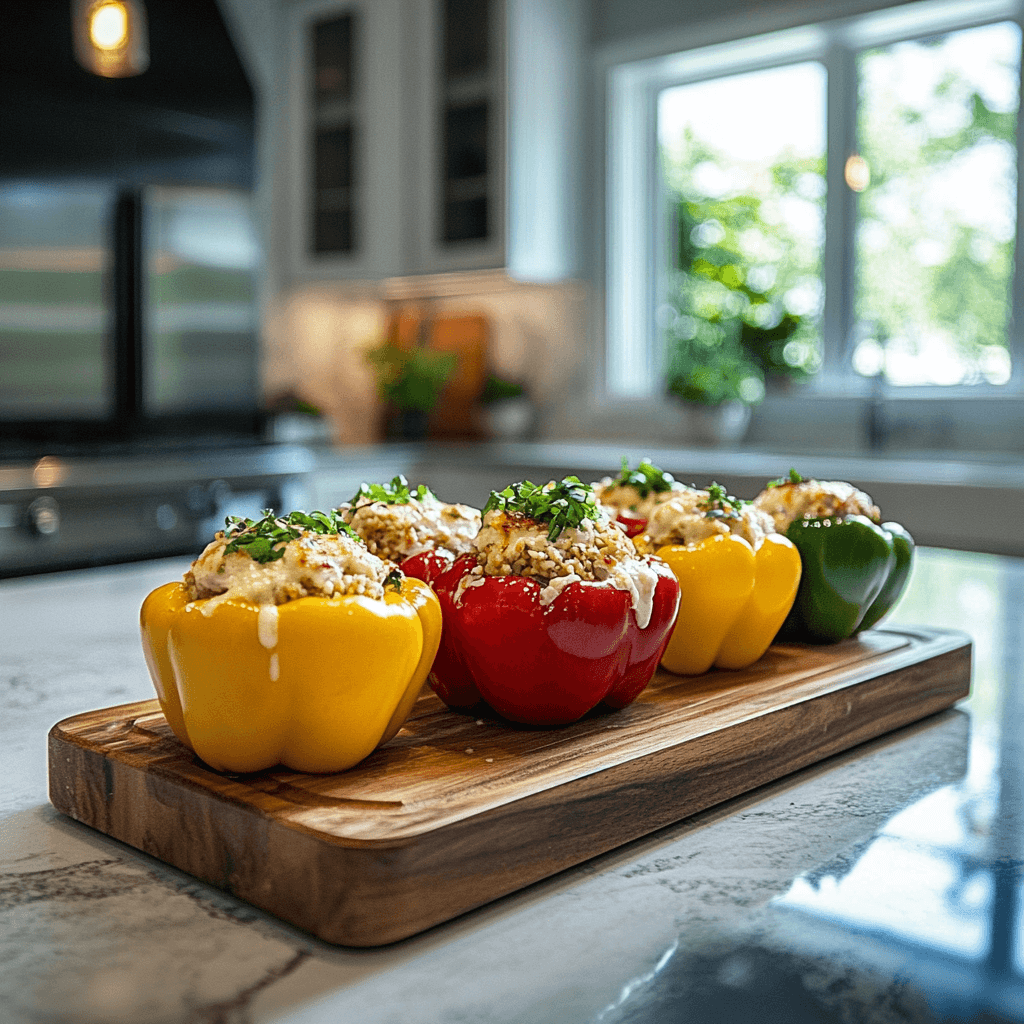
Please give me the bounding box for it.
[286,0,505,280]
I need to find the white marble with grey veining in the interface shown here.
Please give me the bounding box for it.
[2,549,1022,1024]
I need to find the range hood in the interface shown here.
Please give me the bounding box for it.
[1,0,261,452]
[1,1,254,185]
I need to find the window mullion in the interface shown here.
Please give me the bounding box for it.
[821,40,858,388]
[1011,23,1024,389]
[650,79,671,389]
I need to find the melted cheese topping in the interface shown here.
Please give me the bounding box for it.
[186,530,392,615]
[473,508,661,629]
[340,495,481,562]
[644,490,775,551]
[753,480,880,534]
[184,530,392,661]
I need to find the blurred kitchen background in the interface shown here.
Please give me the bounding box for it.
[3,0,1024,575]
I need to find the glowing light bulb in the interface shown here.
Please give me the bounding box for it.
[89,2,129,51]
[73,0,148,77]
[845,154,870,193]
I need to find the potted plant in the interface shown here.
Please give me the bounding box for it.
[479,374,536,441]
[664,320,764,444]
[264,392,333,445]
[662,190,820,444]
[366,340,457,440]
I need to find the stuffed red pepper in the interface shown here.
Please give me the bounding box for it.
[428,477,680,725]
[338,475,481,584]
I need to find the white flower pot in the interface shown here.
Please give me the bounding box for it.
[679,400,751,445]
[483,397,537,441]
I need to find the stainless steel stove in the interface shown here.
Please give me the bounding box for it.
[0,445,313,577]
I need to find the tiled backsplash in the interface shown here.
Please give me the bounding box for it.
[262,275,587,444]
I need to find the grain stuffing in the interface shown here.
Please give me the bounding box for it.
[469,506,661,627]
[753,478,880,534]
[340,494,481,562]
[593,476,688,520]
[641,486,776,551]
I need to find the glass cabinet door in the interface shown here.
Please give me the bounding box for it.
[0,183,114,421]
[143,185,259,415]
[312,12,358,256]
[440,0,491,244]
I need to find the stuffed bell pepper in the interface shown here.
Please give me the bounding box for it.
[635,481,802,675]
[753,470,914,643]
[338,475,481,584]
[429,477,680,726]
[140,510,442,774]
[594,458,689,538]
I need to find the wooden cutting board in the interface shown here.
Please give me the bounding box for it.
[48,627,970,947]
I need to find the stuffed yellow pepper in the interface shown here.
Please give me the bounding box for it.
[635,483,802,674]
[140,510,442,774]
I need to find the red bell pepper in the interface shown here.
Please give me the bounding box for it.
[400,549,455,585]
[614,508,648,539]
[429,552,680,725]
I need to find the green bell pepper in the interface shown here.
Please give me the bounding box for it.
[781,514,915,643]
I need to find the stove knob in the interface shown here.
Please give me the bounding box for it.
[27,496,60,538]
[155,503,178,531]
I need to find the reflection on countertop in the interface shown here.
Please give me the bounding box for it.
[1,547,1022,1023]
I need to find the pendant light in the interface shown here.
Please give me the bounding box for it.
[72,0,149,78]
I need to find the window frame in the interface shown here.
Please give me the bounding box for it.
[603,0,1024,403]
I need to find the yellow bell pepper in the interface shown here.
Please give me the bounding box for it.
[654,533,802,675]
[140,576,442,774]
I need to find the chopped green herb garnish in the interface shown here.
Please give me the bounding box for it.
[384,568,404,592]
[611,457,677,498]
[482,476,600,542]
[767,468,804,489]
[223,509,363,563]
[349,474,434,506]
[699,483,749,520]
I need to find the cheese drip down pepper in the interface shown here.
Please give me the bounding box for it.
[636,483,802,675]
[140,510,442,774]
[754,473,914,643]
[428,478,681,726]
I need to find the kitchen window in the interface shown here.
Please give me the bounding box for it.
[606,0,1024,409]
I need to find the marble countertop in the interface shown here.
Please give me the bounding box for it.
[2,548,1023,1023]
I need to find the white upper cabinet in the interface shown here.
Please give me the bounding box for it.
[287,0,407,279]
[406,0,506,274]
[286,0,506,280]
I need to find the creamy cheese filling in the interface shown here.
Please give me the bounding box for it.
[645,490,775,551]
[472,508,660,628]
[340,496,481,562]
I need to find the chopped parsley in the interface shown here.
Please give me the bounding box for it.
[384,567,404,592]
[482,476,600,541]
[349,474,434,506]
[611,457,677,497]
[223,509,363,563]
[767,468,804,489]
[699,483,749,521]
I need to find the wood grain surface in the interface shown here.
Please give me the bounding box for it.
[48,627,971,946]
